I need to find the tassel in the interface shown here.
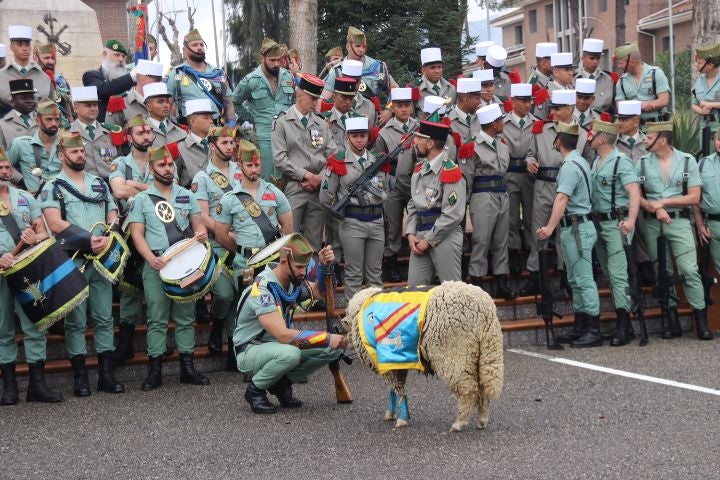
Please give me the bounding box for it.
[600,111,612,122]
[533,87,550,106]
[508,69,521,84]
[502,99,513,113]
[411,87,420,102]
[439,162,462,183]
[449,78,457,88]
[167,142,180,160]
[371,96,381,112]
[370,126,380,145]
[458,141,475,159]
[451,131,462,147]
[610,71,620,85]
[320,100,334,113]
[380,162,391,174]
[532,120,546,134]
[327,154,348,176]
[413,162,423,173]
[106,96,126,113]
[178,123,189,133]
[441,117,451,127]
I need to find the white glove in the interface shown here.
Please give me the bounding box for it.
[241,121,253,130]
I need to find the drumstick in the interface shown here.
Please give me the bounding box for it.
[10,241,25,256]
[163,237,199,262]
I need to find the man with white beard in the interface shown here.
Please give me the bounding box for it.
[82,40,137,122]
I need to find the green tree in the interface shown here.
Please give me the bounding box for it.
[656,48,693,110]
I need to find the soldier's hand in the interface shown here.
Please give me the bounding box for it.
[536,226,553,240]
[415,239,430,254]
[329,333,347,350]
[527,161,540,175]
[378,110,393,127]
[619,220,635,236]
[194,231,208,243]
[149,255,167,271]
[318,245,335,265]
[302,172,321,190]
[655,208,671,224]
[0,253,15,269]
[697,223,711,245]
[20,228,37,245]
[407,234,421,255]
[91,235,109,254]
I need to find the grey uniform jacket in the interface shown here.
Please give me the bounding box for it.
[0,110,37,150]
[372,116,419,196]
[105,88,148,127]
[0,63,53,104]
[69,120,121,180]
[413,76,457,121]
[176,134,211,188]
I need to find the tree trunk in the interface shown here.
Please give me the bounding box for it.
[289,0,318,75]
[615,0,626,50]
[692,0,720,78]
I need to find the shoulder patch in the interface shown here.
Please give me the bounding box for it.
[532,120,547,134]
[110,163,118,172]
[216,204,223,215]
[260,293,274,307]
[191,182,198,193]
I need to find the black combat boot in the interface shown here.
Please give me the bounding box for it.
[662,308,682,339]
[610,309,631,347]
[179,353,210,385]
[557,312,588,344]
[26,361,63,403]
[470,276,484,290]
[113,323,136,364]
[572,314,603,348]
[195,298,210,324]
[245,381,277,414]
[693,309,713,340]
[70,355,91,397]
[267,375,303,408]
[518,272,539,296]
[495,275,517,300]
[0,363,19,405]
[97,352,124,393]
[207,317,224,355]
[226,337,238,372]
[385,255,401,282]
[142,356,163,391]
[559,270,573,298]
[508,249,523,275]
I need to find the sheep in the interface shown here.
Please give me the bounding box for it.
[341,281,504,432]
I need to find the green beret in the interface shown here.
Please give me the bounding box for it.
[645,120,674,134]
[127,113,151,129]
[556,122,580,136]
[260,37,284,58]
[237,139,261,164]
[184,29,204,44]
[614,42,639,58]
[697,43,720,61]
[37,97,60,116]
[105,39,128,56]
[347,26,366,44]
[592,119,619,135]
[209,125,237,138]
[148,146,173,163]
[59,131,85,149]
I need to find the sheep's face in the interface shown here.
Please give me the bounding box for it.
[340,317,352,333]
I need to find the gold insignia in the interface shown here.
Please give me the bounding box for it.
[242,199,262,218]
[358,80,367,92]
[210,172,229,189]
[191,182,198,193]
[110,163,118,172]
[216,204,223,215]
[0,200,9,216]
[154,200,176,223]
[22,277,45,306]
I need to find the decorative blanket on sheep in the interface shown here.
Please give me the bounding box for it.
[357,286,436,374]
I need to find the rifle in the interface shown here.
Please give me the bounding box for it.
[652,230,684,333]
[693,90,712,159]
[324,265,353,404]
[695,223,717,306]
[536,248,563,350]
[621,233,649,346]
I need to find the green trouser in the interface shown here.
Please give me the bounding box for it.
[707,219,720,274]
[142,262,196,357]
[559,221,600,315]
[0,277,46,363]
[594,219,633,311]
[211,273,238,336]
[119,291,144,326]
[640,216,705,310]
[257,137,276,181]
[65,263,115,356]
[237,342,342,390]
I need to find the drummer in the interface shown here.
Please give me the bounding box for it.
[127,145,210,391]
[0,151,63,405]
[40,131,124,397]
[190,125,242,369]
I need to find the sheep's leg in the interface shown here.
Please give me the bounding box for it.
[384,390,398,421]
[394,395,409,428]
[450,393,476,432]
[476,396,490,429]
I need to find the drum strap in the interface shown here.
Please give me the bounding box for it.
[148,194,192,246]
[32,144,43,169]
[0,211,22,244]
[234,191,281,245]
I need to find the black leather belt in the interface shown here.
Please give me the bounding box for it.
[559,214,591,228]
[703,212,720,222]
[234,339,262,355]
[594,209,628,222]
[536,166,560,182]
[345,205,384,221]
[472,175,507,193]
[237,245,263,258]
[643,210,690,219]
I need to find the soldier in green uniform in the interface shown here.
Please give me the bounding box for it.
[614,42,670,122]
[586,119,641,346]
[6,97,62,194]
[166,29,234,124]
[143,82,187,148]
[536,122,600,348]
[0,152,63,405]
[411,48,457,121]
[69,86,122,182]
[692,43,720,138]
[233,233,345,414]
[406,120,466,286]
[272,74,337,251]
[106,59,164,128]
[127,145,210,390]
[692,127,720,340]
[529,42,558,121]
[177,99,213,187]
[320,116,389,300]
[40,131,124,396]
[373,87,418,282]
[0,79,38,150]
[0,26,53,109]
[232,38,296,181]
[637,121,708,339]
[575,39,615,114]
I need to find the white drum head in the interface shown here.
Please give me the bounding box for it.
[14,238,55,262]
[160,239,208,280]
[246,234,294,268]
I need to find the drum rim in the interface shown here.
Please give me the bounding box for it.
[2,238,57,275]
[162,253,220,303]
[159,240,213,282]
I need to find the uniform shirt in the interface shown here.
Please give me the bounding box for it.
[448,105,480,143]
[6,132,62,193]
[319,149,390,209]
[0,110,37,150]
[636,148,701,213]
[692,73,720,124]
[615,63,670,120]
[616,130,648,162]
[69,119,120,180]
[0,187,41,254]
[149,117,187,147]
[556,150,593,216]
[191,160,242,215]
[573,108,599,129]
[575,68,615,113]
[176,132,211,187]
[591,148,638,213]
[216,180,290,250]
[105,88,148,127]
[109,152,154,186]
[502,112,535,168]
[0,63,54,104]
[527,122,588,169]
[699,153,720,214]
[232,65,296,141]
[324,55,396,98]
[466,130,509,186]
[406,152,466,246]
[352,94,378,128]
[529,67,552,120]
[325,107,350,148]
[372,116,418,196]
[272,107,338,183]
[166,62,230,119]
[413,76,457,120]
[127,183,199,252]
[39,170,118,230]
[233,263,310,347]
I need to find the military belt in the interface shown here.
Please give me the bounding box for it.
[472,175,507,193]
[703,212,720,222]
[642,210,690,219]
[593,209,629,222]
[536,166,560,183]
[416,209,441,231]
[559,214,591,228]
[345,205,384,221]
[507,157,527,173]
[234,338,262,356]
[237,245,263,258]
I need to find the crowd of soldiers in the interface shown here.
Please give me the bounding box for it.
[0,21,719,413]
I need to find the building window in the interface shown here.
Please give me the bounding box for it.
[515,25,524,45]
[599,0,608,12]
[529,9,537,33]
[662,36,670,51]
[545,4,554,28]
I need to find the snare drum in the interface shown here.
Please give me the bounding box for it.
[159,239,219,303]
[92,231,130,283]
[1,238,89,331]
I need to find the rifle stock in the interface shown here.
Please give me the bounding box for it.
[536,248,563,350]
[622,233,649,346]
[324,269,352,404]
[653,232,683,331]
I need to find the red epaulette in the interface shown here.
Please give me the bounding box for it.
[327,154,348,176]
[413,162,423,173]
[179,124,189,133]
[502,99,513,113]
[106,96,126,113]
[370,96,381,112]
[532,120,547,134]
[508,69,521,84]
[439,159,462,183]
[610,71,620,85]
[600,111,612,122]
[441,117,451,127]
[449,78,458,88]
[451,131,462,148]
[411,87,421,102]
[167,142,180,160]
[102,123,125,147]
[370,126,380,145]
[532,85,550,106]
[457,141,475,160]
[320,100,334,113]
[380,161,391,174]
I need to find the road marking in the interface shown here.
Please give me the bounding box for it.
[507,348,720,396]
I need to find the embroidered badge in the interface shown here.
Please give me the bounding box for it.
[92,184,105,193]
[0,200,9,216]
[448,190,458,206]
[322,179,329,190]
[267,206,275,216]
[261,192,276,201]
[242,199,262,217]
[110,163,118,172]
[260,294,273,306]
[176,195,190,204]
[216,204,223,215]
[310,129,324,148]
[22,212,30,224]
[191,182,198,193]
[234,173,242,180]
[17,197,28,207]
[154,201,175,223]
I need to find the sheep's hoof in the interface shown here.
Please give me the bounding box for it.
[394,419,408,429]
[383,411,396,421]
[450,421,468,432]
[476,420,487,430]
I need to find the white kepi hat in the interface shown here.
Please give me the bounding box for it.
[423,95,446,115]
[551,52,573,67]
[420,47,442,66]
[390,87,412,102]
[8,26,32,41]
[341,59,363,77]
[0,44,6,58]
[510,83,532,98]
[475,41,495,58]
[345,116,369,132]
[456,78,482,94]
[549,89,576,106]
[582,38,604,54]
[477,103,503,124]
[71,86,99,103]
[472,69,494,83]
[135,59,164,77]
[185,98,214,115]
[143,82,171,99]
[617,100,642,117]
[575,78,596,96]
[536,42,558,58]
[485,46,507,68]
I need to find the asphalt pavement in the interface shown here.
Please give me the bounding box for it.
[1,337,718,479]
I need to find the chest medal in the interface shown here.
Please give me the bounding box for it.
[242,198,262,218]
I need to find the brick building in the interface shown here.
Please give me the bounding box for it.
[82,0,131,47]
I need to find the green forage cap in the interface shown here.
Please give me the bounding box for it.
[644,120,674,133]
[283,233,313,265]
[147,33,157,45]
[260,37,285,57]
[184,29,204,44]
[556,121,580,136]
[209,125,237,138]
[613,42,639,58]
[325,46,343,58]
[127,113,151,129]
[696,43,720,61]
[237,139,260,164]
[105,39,128,56]
[347,26,366,44]
[59,131,85,148]
[591,119,619,135]
[148,145,172,163]
[37,97,60,116]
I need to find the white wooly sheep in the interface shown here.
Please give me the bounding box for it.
[341,281,504,432]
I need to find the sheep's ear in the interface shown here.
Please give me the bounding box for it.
[340,317,351,331]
